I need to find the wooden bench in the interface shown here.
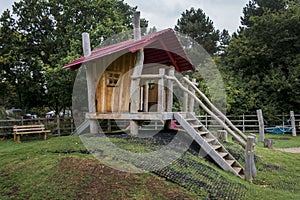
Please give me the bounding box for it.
[13,124,51,143]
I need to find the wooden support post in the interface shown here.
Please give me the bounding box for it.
[245,136,257,182]
[189,78,196,112]
[144,81,149,112]
[217,130,228,142]
[183,75,189,112]
[243,114,245,133]
[290,111,297,136]
[107,119,112,133]
[167,69,174,112]
[264,139,274,148]
[133,11,141,41]
[158,68,165,112]
[257,109,265,142]
[71,118,74,133]
[83,32,98,134]
[57,115,61,136]
[82,32,91,57]
[130,11,143,136]
[250,133,258,146]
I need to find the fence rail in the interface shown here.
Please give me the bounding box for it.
[1,113,299,136]
[197,114,260,133]
[0,116,75,136]
[197,113,300,133]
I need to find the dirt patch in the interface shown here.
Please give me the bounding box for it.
[49,157,195,200]
[275,147,300,153]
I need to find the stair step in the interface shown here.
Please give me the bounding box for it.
[233,167,242,173]
[185,118,197,121]
[219,152,228,157]
[212,145,222,150]
[204,138,215,143]
[226,160,235,166]
[192,124,202,129]
[203,137,215,143]
[174,113,245,179]
[197,131,208,136]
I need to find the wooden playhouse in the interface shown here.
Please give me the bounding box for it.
[64,12,254,180]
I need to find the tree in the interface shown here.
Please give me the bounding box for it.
[218,29,231,55]
[0,0,148,113]
[241,0,286,28]
[44,67,75,114]
[219,0,300,118]
[175,7,220,55]
[0,10,46,109]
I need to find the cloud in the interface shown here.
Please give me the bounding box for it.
[124,0,248,33]
[1,0,248,34]
[0,0,16,15]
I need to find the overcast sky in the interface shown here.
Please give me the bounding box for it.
[1,0,249,34]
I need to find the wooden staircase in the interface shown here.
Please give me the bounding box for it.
[174,112,245,179]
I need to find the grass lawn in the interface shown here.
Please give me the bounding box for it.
[0,132,299,199]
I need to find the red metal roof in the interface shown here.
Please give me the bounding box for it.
[64,28,194,72]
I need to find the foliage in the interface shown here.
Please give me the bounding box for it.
[0,0,148,113]
[44,67,75,114]
[175,7,220,55]
[0,107,7,119]
[218,0,300,118]
[0,11,46,109]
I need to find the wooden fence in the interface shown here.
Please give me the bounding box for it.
[197,114,260,133]
[1,113,299,136]
[0,116,75,136]
[198,113,300,134]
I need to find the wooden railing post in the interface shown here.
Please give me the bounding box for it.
[144,81,149,112]
[245,136,256,182]
[167,69,174,112]
[257,109,265,142]
[189,78,196,112]
[183,75,189,112]
[250,133,258,146]
[290,111,297,136]
[158,68,165,112]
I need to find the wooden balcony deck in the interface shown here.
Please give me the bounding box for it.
[85,112,184,120]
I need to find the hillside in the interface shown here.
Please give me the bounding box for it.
[0,132,300,200]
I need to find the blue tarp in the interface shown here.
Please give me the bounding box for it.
[265,126,292,134]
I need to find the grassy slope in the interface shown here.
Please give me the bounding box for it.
[0,137,197,199]
[245,133,300,200]
[0,133,299,200]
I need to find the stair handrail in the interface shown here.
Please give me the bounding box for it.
[167,76,246,148]
[182,77,248,141]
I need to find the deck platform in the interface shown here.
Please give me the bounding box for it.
[85,112,187,120]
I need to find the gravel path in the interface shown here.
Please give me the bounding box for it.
[275,147,300,153]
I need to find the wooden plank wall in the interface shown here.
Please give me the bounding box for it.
[96,52,137,113]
